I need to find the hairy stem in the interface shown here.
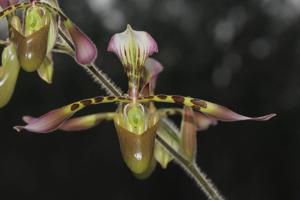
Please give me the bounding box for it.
[57,30,224,200]
[158,118,224,200]
[57,28,122,96]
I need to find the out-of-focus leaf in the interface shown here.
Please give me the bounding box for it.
[0,44,20,108]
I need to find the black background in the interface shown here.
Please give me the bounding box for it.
[0,0,299,199]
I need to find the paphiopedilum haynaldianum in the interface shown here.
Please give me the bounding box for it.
[0,0,97,108]
[14,24,276,176]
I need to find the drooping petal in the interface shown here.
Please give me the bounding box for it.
[114,111,159,174]
[11,23,49,72]
[22,112,115,132]
[22,115,35,124]
[139,95,276,122]
[59,112,115,131]
[144,58,164,92]
[14,96,130,133]
[0,44,20,108]
[180,106,197,162]
[198,101,277,121]
[107,24,158,69]
[157,107,217,130]
[14,105,80,133]
[63,19,97,65]
[37,54,53,84]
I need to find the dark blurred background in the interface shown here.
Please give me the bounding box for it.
[0,0,299,199]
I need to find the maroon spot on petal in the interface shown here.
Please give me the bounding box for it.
[192,105,201,111]
[144,96,154,99]
[94,96,104,103]
[157,95,167,99]
[191,99,207,108]
[118,97,126,100]
[81,99,92,106]
[172,95,185,104]
[107,96,116,101]
[5,6,12,11]
[70,103,80,111]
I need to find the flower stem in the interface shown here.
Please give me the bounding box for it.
[57,30,224,200]
[158,118,224,200]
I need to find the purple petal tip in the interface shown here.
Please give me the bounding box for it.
[251,113,277,121]
[69,26,98,65]
[13,126,22,132]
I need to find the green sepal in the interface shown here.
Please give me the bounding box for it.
[154,121,180,169]
[37,54,53,84]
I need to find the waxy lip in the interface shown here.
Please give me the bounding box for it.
[114,112,159,174]
[11,23,49,72]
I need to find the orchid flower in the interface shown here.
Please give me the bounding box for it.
[0,0,97,107]
[14,25,276,177]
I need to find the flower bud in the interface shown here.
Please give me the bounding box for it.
[64,20,97,65]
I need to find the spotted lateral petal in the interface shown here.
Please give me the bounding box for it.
[23,112,115,131]
[139,95,276,122]
[59,112,115,131]
[14,96,130,133]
